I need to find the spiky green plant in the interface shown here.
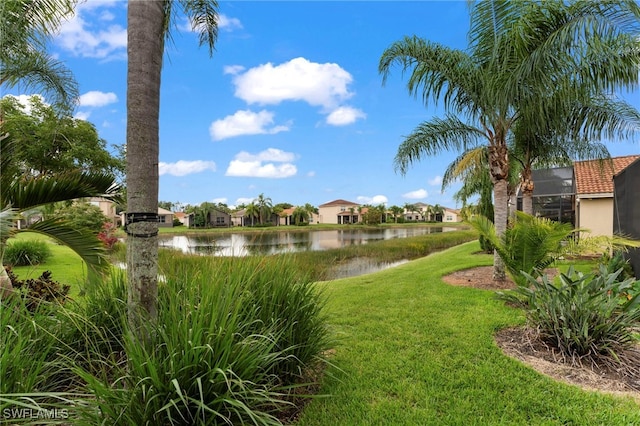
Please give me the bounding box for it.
[468,211,577,285]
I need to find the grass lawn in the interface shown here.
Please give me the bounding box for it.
[8,232,90,298]
[296,241,640,425]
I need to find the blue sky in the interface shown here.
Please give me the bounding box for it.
[8,1,640,209]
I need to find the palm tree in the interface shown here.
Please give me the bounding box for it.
[0,0,79,112]
[291,206,309,225]
[389,205,403,223]
[379,1,640,280]
[126,0,219,331]
[255,193,273,225]
[431,204,444,222]
[0,135,120,294]
[244,202,259,227]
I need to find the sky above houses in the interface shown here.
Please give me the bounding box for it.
[6,1,640,209]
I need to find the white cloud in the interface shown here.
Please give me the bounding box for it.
[184,14,243,33]
[209,109,289,141]
[3,94,47,114]
[231,57,354,109]
[225,148,298,178]
[326,106,366,126]
[224,65,245,75]
[218,14,243,31]
[211,197,228,204]
[428,175,443,186]
[307,171,316,177]
[57,2,127,59]
[159,160,216,177]
[235,148,297,163]
[235,197,255,206]
[357,195,388,205]
[403,189,428,199]
[74,111,91,120]
[78,91,117,107]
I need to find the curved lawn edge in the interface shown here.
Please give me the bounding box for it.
[296,241,640,425]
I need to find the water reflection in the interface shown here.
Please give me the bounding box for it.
[158,227,454,257]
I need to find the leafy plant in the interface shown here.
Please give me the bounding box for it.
[469,211,577,285]
[4,239,52,266]
[96,222,118,250]
[508,266,640,367]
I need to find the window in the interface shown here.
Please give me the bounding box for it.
[216,217,225,224]
[159,216,166,223]
[446,215,453,221]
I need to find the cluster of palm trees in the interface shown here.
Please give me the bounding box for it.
[380,1,640,280]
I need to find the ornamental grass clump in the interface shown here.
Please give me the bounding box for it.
[74,255,330,425]
[513,266,640,373]
[4,239,52,266]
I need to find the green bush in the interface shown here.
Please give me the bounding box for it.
[4,239,52,266]
[507,266,640,366]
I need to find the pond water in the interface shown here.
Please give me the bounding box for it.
[158,227,457,257]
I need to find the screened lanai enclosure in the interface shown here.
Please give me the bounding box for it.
[516,166,576,225]
[614,158,640,278]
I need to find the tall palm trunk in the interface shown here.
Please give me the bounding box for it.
[126,0,163,334]
[520,163,535,215]
[489,143,509,281]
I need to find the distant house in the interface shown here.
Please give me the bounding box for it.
[403,202,429,221]
[173,211,191,227]
[442,208,462,223]
[157,207,174,227]
[231,209,247,227]
[203,208,231,227]
[575,155,640,237]
[318,199,360,224]
[88,197,121,225]
[279,207,296,226]
[231,209,277,226]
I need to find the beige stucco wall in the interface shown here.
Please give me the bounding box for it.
[443,210,460,223]
[318,204,358,224]
[578,197,613,237]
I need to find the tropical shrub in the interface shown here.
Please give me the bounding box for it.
[511,266,640,367]
[55,202,108,232]
[4,239,52,266]
[96,222,119,250]
[469,211,576,285]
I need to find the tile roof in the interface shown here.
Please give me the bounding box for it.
[318,199,360,207]
[574,155,640,195]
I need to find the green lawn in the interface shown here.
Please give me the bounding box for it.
[7,234,639,424]
[8,232,91,298]
[296,242,640,425]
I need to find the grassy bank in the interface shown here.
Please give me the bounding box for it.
[295,241,640,425]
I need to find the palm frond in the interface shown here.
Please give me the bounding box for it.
[0,49,78,112]
[394,115,485,175]
[379,36,485,114]
[181,0,220,56]
[25,218,110,277]
[6,172,121,211]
